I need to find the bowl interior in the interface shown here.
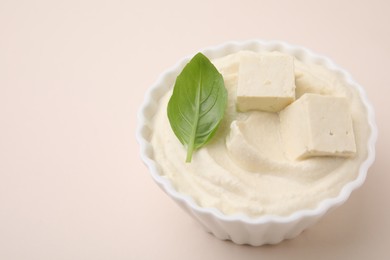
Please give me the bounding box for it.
[137,40,377,224]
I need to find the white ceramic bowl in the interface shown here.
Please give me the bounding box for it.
[136,40,377,246]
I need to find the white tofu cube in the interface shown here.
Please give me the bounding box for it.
[279,93,356,160]
[237,52,296,112]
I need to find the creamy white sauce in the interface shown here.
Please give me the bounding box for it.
[151,51,370,217]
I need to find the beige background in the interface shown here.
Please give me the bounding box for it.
[0,0,389,259]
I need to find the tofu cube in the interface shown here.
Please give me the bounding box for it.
[237,52,296,112]
[279,93,356,160]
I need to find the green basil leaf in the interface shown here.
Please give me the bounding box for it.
[167,52,227,163]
